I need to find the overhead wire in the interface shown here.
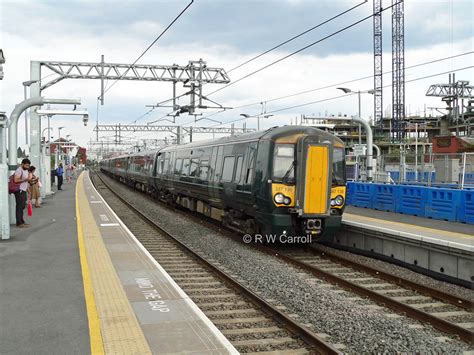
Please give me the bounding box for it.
[205,0,402,97]
[135,0,368,128]
[159,0,368,128]
[181,51,473,125]
[208,65,473,127]
[227,1,367,73]
[93,0,194,142]
[100,0,194,98]
[235,51,474,110]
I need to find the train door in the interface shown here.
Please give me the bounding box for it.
[236,142,257,210]
[209,146,223,202]
[221,155,236,203]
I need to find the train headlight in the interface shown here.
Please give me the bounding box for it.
[283,197,291,205]
[335,195,344,206]
[274,193,285,204]
[330,199,336,206]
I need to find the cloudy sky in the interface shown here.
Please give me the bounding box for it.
[0,0,472,150]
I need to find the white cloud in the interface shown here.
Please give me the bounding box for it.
[0,0,473,153]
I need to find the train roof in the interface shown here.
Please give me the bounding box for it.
[101,125,343,161]
[160,125,343,152]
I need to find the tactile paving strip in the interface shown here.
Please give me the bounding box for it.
[76,173,151,354]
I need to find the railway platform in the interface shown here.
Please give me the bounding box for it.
[343,206,474,248]
[334,206,474,284]
[0,171,237,354]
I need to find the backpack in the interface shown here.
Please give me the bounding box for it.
[8,174,20,194]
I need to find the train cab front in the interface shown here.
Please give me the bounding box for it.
[267,133,346,241]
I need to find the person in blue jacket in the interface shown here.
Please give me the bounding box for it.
[56,163,64,190]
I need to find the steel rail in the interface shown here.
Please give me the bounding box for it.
[307,245,473,310]
[259,246,474,344]
[93,169,473,345]
[91,171,341,355]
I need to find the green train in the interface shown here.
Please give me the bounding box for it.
[100,126,346,240]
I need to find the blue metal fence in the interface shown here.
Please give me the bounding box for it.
[346,182,472,224]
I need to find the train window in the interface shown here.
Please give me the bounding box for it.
[189,159,199,177]
[273,144,295,182]
[234,156,243,183]
[174,159,182,175]
[163,159,169,174]
[222,156,235,182]
[199,160,209,180]
[182,159,190,176]
[332,147,346,186]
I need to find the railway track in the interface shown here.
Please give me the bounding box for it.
[258,246,474,344]
[90,171,341,354]
[93,170,473,349]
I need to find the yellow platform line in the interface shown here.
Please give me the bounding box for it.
[344,213,474,241]
[76,173,105,355]
[76,172,151,354]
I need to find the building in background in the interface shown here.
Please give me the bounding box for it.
[49,138,87,167]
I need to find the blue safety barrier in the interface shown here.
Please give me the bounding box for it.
[459,190,474,224]
[425,188,460,221]
[346,182,355,205]
[346,182,472,224]
[373,184,397,211]
[351,183,373,208]
[398,185,427,217]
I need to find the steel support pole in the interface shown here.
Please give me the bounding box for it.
[177,126,182,144]
[7,96,81,224]
[358,91,362,144]
[0,116,9,239]
[352,116,374,181]
[415,123,418,181]
[29,61,41,185]
[43,121,53,196]
[24,85,29,145]
[461,152,466,189]
[8,97,81,167]
[100,54,104,105]
[330,116,373,181]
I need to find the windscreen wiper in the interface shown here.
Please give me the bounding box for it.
[282,161,295,183]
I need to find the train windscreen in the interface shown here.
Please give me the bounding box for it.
[273,144,295,183]
[332,148,345,186]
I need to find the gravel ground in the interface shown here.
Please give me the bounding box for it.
[316,244,474,302]
[100,174,473,354]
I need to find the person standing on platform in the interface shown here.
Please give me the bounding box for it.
[28,166,42,208]
[56,163,64,190]
[13,158,32,228]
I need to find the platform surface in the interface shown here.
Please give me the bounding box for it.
[78,171,237,354]
[343,206,474,250]
[0,178,90,354]
[0,172,236,354]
